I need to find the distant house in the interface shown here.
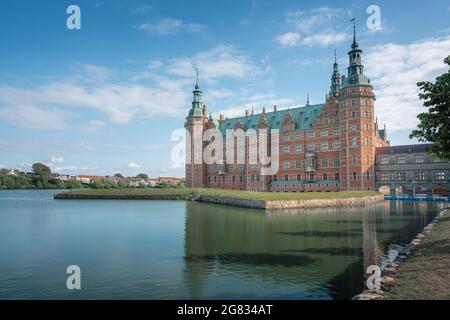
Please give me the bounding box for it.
[158,177,184,187]
[7,169,22,176]
[77,175,104,184]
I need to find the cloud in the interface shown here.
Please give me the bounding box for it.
[50,156,64,164]
[365,36,450,132]
[128,162,141,169]
[137,18,206,35]
[166,45,261,81]
[0,46,268,129]
[276,6,352,47]
[132,4,152,14]
[276,32,301,47]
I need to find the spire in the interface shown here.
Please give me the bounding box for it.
[351,18,358,49]
[194,65,200,89]
[306,93,310,105]
[330,50,342,96]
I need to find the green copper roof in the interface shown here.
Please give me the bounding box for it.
[218,103,325,135]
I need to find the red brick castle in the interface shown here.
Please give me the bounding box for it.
[185,26,390,192]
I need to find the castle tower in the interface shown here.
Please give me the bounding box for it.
[330,50,342,97]
[185,68,208,188]
[337,21,376,191]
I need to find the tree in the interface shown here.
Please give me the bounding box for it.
[114,173,124,179]
[410,55,450,159]
[136,173,149,179]
[32,163,51,176]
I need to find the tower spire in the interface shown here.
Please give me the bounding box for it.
[330,50,341,96]
[306,93,310,105]
[351,18,358,49]
[194,65,199,89]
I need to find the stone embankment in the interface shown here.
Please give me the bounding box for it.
[198,194,384,209]
[352,206,448,300]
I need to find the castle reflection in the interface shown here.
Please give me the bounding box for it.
[182,201,438,299]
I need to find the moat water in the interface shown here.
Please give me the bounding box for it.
[0,190,444,299]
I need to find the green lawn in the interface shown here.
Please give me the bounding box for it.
[55,187,379,201]
[386,209,450,300]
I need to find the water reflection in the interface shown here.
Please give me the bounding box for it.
[183,201,439,299]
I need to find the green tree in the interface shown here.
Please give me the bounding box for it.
[136,173,149,179]
[32,163,51,176]
[410,55,450,159]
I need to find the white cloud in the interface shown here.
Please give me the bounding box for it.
[276,32,301,47]
[276,6,352,47]
[365,36,450,131]
[0,46,267,129]
[167,45,261,81]
[301,31,350,47]
[128,162,141,169]
[50,156,64,164]
[137,18,206,35]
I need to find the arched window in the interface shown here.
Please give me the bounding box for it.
[353,171,357,181]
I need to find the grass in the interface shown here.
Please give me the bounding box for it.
[386,209,450,300]
[55,187,379,201]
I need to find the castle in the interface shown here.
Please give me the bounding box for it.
[185,27,449,195]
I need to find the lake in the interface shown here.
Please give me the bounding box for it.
[0,190,444,299]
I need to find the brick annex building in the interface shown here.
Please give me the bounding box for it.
[185,29,449,195]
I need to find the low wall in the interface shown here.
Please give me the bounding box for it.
[197,194,384,210]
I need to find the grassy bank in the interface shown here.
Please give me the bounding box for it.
[54,188,378,201]
[387,208,450,300]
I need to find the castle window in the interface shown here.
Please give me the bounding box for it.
[335,173,340,180]
[240,175,243,182]
[307,143,315,151]
[307,131,315,139]
[283,161,290,169]
[352,137,357,146]
[273,175,277,181]
[295,132,301,140]
[396,156,406,164]
[351,124,357,131]
[380,156,389,164]
[333,128,339,136]
[320,142,329,151]
[352,111,356,118]
[352,155,357,165]
[323,173,328,180]
[214,176,217,183]
[414,154,425,163]
[366,172,370,180]
[320,130,328,137]
[365,110,369,117]
[434,171,445,181]
[365,137,369,146]
[285,175,289,181]
[309,173,315,181]
[283,144,289,154]
[365,123,369,131]
[333,157,340,167]
[297,174,301,181]
[381,172,389,181]
[397,172,406,181]
[232,176,236,183]
[353,171,357,180]
[333,140,340,150]
[415,172,425,181]
[295,144,302,153]
[296,160,302,168]
[322,159,329,167]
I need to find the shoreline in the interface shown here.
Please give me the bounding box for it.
[352,203,449,300]
[53,188,383,210]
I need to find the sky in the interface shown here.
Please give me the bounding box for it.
[0,0,449,177]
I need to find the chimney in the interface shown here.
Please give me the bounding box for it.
[219,114,224,121]
[273,105,277,112]
[245,110,249,117]
[203,105,208,117]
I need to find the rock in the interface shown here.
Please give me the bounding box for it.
[381,276,395,286]
[352,290,384,300]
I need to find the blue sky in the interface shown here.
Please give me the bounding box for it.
[0,0,449,177]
